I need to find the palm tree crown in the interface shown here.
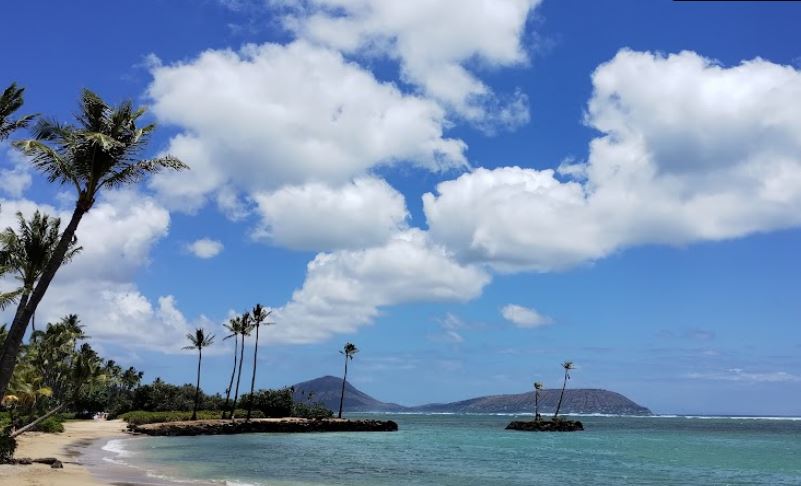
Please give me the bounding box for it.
[184,328,215,351]
[0,211,81,293]
[0,83,34,140]
[14,89,187,207]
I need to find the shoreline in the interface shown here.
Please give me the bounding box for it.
[0,419,127,486]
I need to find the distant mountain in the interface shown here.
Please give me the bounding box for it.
[292,376,406,412]
[410,389,651,415]
[292,376,651,415]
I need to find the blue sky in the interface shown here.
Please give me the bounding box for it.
[2,0,801,415]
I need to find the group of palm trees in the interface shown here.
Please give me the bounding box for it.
[183,304,275,422]
[1,314,140,437]
[532,360,574,422]
[0,83,188,413]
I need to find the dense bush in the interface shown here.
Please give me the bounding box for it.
[238,388,293,418]
[0,411,65,434]
[0,434,15,464]
[127,380,224,413]
[292,401,333,419]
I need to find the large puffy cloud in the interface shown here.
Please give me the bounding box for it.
[268,229,491,343]
[147,40,467,212]
[282,0,538,126]
[0,192,197,352]
[252,177,408,250]
[424,50,801,271]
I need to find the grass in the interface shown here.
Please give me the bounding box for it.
[119,409,266,425]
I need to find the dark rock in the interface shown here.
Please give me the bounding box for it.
[50,459,63,469]
[129,418,399,437]
[505,419,584,432]
[32,457,61,465]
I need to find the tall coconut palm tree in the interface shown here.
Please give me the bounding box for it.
[246,304,275,422]
[221,316,242,419]
[183,328,215,421]
[230,311,253,421]
[0,211,81,310]
[533,381,544,422]
[553,361,574,420]
[0,89,187,398]
[337,342,358,419]
[0,83,34,141]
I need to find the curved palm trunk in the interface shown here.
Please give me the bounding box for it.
[221,334,238,419]
[231,334,247,421]
[0,202,88,398]
[11,402,65,438]
[245,325,260,422]
[553,371,569,420]
[191,347,203,421]
[338,355,349,419]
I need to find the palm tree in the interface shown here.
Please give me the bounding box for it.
[183,328,215,421]
[533,382,544,422]
[221,316,242,419]
[0,83,34,141]
[0,211,81,310]
[230,311,253,421]
[246,304,275,422]
[553,361,574,420]
[337,342,358,419]
[0,89,187,398]
[0,212,80,378]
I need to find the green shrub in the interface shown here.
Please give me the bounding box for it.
[29,416,64,433]
[119,409,265,425]
[292,401,333,419]
[238,388,293,418]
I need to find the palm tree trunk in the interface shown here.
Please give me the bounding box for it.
[535,390,539,422]
[191,348,202,421]
[221,335,238,419]
[245,325,260,422]
[11,402,65,438]
[231,334,247,421]
[0,202,89,399]
[338,355,349,419]
[553,372,568,420]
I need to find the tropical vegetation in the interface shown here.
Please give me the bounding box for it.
[0,87,187,402]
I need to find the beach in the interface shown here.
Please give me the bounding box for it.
[0,419,126,486]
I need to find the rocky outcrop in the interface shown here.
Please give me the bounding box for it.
[128,417,399,436]
[506,420,584,432]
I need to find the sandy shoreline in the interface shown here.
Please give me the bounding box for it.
[0,419,127,486]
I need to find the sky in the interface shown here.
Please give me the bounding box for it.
[1,0,800,416]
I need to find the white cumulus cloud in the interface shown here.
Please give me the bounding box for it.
[501,304,553,327]
[147,40,467,213]
[0,192,198,352]
[424,50,801,272]
[252,177,408,251]
[268,229,491,344]
[187,238,224,259]
[282,0,539,127]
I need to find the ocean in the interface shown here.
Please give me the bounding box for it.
[93,414,801,485]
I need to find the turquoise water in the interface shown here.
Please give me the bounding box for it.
[105,414,801,485]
